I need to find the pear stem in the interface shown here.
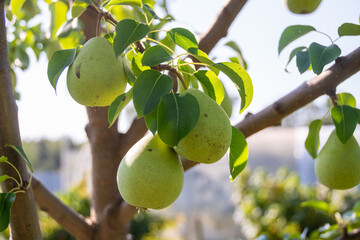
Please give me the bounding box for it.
[96,11,103,37]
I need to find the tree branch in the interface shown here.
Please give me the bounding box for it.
[198,0,248,54]
[32,176,95,240]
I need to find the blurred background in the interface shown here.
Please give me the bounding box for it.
[3,0,360,239]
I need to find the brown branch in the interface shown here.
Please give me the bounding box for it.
[236,50,360,138]
[198,0,248,54]
[32,176,95,240]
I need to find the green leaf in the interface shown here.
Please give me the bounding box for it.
[278,25,316,55]
[157,92,200,147]
[133,70,173,117]
[104,0,142,8]
[301,200,330,212]
[129,51,150,76]
[189,50,220,75]
[0,193,16,232]
[0,175,10,184]
[229,127,248,181]
[193,70,224,105]
[143,4,158,20]
[177,59,196,91]
[71,1,87,18]
[144,108,157,135]
[338,23,360,37]
[113,19,150,57]
[57,18,82,38]
[213,62,253,113]
[285,46,307,72]
[141,45,172,66]
[309,43,341,75]
[122,57,136,85]
[5,145,33,173]
[0,156,7,163]
[78,0,93,4]
[296,49,310,74]
[47,48,77,92]
[10,0,26,16]
[166,28,198,54]
[50,1,68,39]
[305,119,322,159]
[337,92,356,107]
[225,41,248,70]
[331,105,358,144]
[108,88,133,127]
[255,234,270,240]
[352,200,360,212]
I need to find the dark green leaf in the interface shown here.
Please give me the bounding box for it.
[0,175,10,184]
[0,192,16,232]
[337,92,356,107]
[113,19,150,57]
[296,49,310,74]
[143,4,158,19]
[129,51,150,76]
[133,70,173,117]
[305,119,322,159]
[285,46,307,72]
[157,92,200,147]
[5,145,33,173]
[141,45,172,66]
[166,28,198,54]
[47,48,77,91]
[193,70,224,104]
[108,88,133,127]
[309,43,341,75]
[225,41,248,69]
[213,62,253,113]
[122,57,136,85]
[338,23,360,37]
[177,59,195,91]
[278,25,316,55]
[301,200,330,212]
[144,108,157,135]
[229,127,248,181]
[104,0,142,7]
[331,105,358,144]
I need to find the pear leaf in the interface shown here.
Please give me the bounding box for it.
[193,70,224,105]
[0,156,7,163]
[0,193,16,232]
[113,19,150,57]
[225,41,248,69]
[141,45,173,66]
[71,1,87,18]
[338,23,360,37]
[5,145,33,173]
[104,0,142,8]
[296,49,310,74]
[285,46,307,72]
[229,127,248,182]
[0,175,10,185]
[144,108,158,135]
[309,43,341,75]
[331,105,358,144]
[47,48,77,92]
[166,28,198,54]
[278,25,316,55]
[337,92,356,107]
[108,88,133,127]
[10,0,26,16]
[301,200,330,213]
[157,92,200,147]
[213,62,253,113]
[305,119,322,159]
[133,70,173,117]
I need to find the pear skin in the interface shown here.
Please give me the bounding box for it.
[67,37,127,106]
[117,134,184,210]
[315,130,360,190]
[174,89,232,164]
[284,0,322,14]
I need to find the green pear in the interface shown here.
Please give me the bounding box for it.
[315,130,360,190]
[284,0,322,14]
[220,86,232,118]
[174,88,232,164]
[117,134,184,210]
[67,37,127,106]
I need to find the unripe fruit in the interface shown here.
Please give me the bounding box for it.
[67,37,127,106]
[174,89,232,164]
[117,134,184,210]
[284,0,322,14]
[315,130,360,190]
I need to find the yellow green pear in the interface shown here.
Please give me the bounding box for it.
[315,130,360,190]
[174,88,232,164]
[117,134,184,210]
[284,0,322,14]
[67,37,127,106]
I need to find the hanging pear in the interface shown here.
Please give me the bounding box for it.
[174,89,232,164]
[117,134,184,210]
[315,130,360,190]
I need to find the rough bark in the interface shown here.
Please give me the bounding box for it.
[0,1,42,239]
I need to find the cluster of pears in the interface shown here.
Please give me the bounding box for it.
[117,88,232,209]
[66,37,128,106]
[315,130,360,190]
[284,0,322,14]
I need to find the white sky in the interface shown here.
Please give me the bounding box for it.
[14,0,360,143]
